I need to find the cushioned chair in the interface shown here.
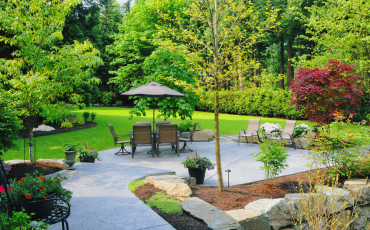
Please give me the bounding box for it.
[270,120,297,149]
[131,125,156,158]
[107,124,131,155]
[179,121,199,152]
[156,124,179,157]
[238,119,261,146]
[156,121,171,130]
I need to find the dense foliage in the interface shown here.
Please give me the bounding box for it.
[290,60,363,124]
[197,88,305,120]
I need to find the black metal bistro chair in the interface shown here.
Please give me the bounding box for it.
[107,124,131,155]
[0,156,71,230]
[179,121,199,152]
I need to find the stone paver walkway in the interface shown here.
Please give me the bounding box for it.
[48,140,311,230]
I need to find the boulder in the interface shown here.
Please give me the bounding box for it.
[352,204,370,230]
[180,131,191,139]
[66,114,77,123]
[315,185,354,213]
[244,198,292,230]
[344,181,370,206]
[182,197,243,230]
[144,175,192,199]
[225,209,269,230]
[193,130,215,142]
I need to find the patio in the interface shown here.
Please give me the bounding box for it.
[48,140,311,230]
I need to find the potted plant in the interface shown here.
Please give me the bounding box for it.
[79,142,100,163]
[64,142,80,170]
[8,171,72,219]
[182,150,214,184]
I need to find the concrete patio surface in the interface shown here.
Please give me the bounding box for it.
[49,138,312,230]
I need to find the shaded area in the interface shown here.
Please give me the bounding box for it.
[134,183,211,230]
[18,121,97,139]
[7,162,67,181]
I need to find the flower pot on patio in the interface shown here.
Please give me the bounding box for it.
[64,151,77,169]
[80,155,95,163]
[20,193,56,220]
[188,168,206,184]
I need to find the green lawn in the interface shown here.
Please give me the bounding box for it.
[3,107,367,161]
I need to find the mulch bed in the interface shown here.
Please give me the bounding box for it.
[6,162,67,181]
[18,121,97,138]
[134,183,211,230]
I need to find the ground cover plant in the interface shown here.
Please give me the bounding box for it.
[4,107,370,162]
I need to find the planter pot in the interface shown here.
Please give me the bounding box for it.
[188,168,206,184]
[64,151,77,169]
[80,155,95,163]
[20,193,56,219]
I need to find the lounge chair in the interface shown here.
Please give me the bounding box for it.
[179,121,199,152]
[156,124,179,156]
[131,125,156,158]
[270,120,297,149]
[238,119,261,146]
[107,124,131,155]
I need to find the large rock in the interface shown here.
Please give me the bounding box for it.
[225,209,269,230]
[352,204,370,230]
[66,114,77,123]
[315,185,354,213]
[344,182,370,206]
[182,197,243,230]
[180,131,191,139]
[192,130,215,142]
[244,198,292,230]
[144,175,192,199]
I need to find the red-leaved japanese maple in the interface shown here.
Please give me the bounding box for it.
[290,60,363,124]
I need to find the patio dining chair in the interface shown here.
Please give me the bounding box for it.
[156,121,171,130]
[131,125,156,158]
[179,121,199,152]
[156,124,179,156]
[136,121,151,126]
[238,119,261,146]
[270,120,297,149]
[107,124,131,155]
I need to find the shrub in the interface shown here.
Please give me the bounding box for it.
[60,120,73,129]
[90,112,97,122]
[102,92,114,105]
[82,111,90,121]
[178,120,194,132]
[252,139,289,188]
[196,88,305,120]
[115,100,123,106]
[74,117,85,126]
[0,106,22,153]
[293,123,311,138]
[290,60,363,124]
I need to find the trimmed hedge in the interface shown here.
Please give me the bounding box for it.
[196,88,306,120]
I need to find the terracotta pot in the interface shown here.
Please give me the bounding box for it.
[64,151,77,168]
[188,168,206,184]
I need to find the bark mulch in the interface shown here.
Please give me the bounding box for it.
[6,162,67,181]
[18,121,97,139]
[134,183,211,230]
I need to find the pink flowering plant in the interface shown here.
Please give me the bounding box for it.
[2,162,11,175]
[260,122,283,135]
[182,150,214,170]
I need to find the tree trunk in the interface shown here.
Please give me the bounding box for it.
[29,128,34,164]
[279,35,285,90]
[287,39,294,88]
[214,0,224,192]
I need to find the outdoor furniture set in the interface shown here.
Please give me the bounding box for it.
[238,119,297,149]
[107,121,199,158]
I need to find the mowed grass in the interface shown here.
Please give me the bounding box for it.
[3,107,368,161]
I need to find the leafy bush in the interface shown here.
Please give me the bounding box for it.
[115,100,123,106]
[178,120,194,132]
[0,106,22,153]
[90,112,97,122]
[60,120,73,129]
[102,92,114,105]
[196,88,305,120]
[82,111,90,121]
[290,60,363,124]
[252,139,289,188]
[74,83,101,105]
[64,143,81,151]
[0,209,47,230]
[74,117,85,126]
[293,123,311,138]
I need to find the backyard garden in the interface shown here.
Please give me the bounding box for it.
[1,0,370,229]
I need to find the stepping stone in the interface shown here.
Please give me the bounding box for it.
[144,175,192,200]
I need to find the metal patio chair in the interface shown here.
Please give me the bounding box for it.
[131,125,156,158]
[271,120,297,149]
[156,124,179,157]
[107,124,131,155]
[179,121,199,152]
[238,119,261,146]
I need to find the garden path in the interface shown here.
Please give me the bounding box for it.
[48,140,311,230]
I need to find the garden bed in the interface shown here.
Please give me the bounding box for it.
[18,121,97,138]
[6,161,67,181]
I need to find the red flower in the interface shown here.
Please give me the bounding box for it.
[7,187,13,191]
[40,176,43,179]
[0,186,4,193]
[18,180,23,183]
[26,194,31,199]
[43,178,47,182]
[39,186,45,191]
[45,196,47,200]
[52,179,54,182]
[55,184,59,186]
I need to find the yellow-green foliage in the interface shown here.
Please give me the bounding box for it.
[60,120,73,129]
[128,179,146,193]
[74,117,85,126]
[145,191,182,214]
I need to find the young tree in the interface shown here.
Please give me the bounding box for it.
[0,0,103,163]
[290,60,363,124]
[155,0,279,191]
